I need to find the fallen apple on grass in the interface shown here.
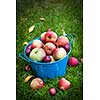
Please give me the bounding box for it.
[58,78,71,90]
[29,48,46,62]
[53,47,67,60]
[68,57,79,67]
[30,78,45,90]
[24,65,31,72]
[49,87,56,96]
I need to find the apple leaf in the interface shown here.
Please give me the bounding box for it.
[23,41,28,46]
[24,75,33,83]
[40,17,46,21]
[29,25,35,33]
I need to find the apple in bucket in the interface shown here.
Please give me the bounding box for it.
[43,55,51,62]
[64,43,70,52]
[45,29,57,43]
[26,44,32,56]
[40,32,46,43]
[43,42,56,55]
[50,55,55,62]
[29,48,46,61]
[56,36,69,47]
[53,47,67,60]
[43,55,55,62]
[32,40,43,49]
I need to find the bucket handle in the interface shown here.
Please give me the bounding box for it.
[63,33,74,44]
[19,53,31,63]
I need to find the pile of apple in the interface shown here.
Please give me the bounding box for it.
[26,29,70,63]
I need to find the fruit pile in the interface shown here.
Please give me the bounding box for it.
[26,29,70,63]
[22,29,80,96]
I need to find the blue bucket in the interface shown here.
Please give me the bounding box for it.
[19,34,73,79]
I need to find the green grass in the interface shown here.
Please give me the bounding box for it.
[16,0,83,100]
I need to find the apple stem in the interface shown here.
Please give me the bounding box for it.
[60,86,65,90]
[48,28,51,31]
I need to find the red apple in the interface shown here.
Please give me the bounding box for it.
[29,48,46,61]
[40,32,46,43]
[43,55,55,62]
[64,43,70,52]
[58,78,71,90]
[43,56,51,62]
[45,29,57,43]
[26,44,32,56]
[26,48,31,56]
[56,36,69,47]
[49,56,55,62]
[24,65,31,72]
[43,42,56,55]
[27,44,32,49]
[53,47,66,60]
[68,57,79,67]
[32,40,43,49]
[30,78,45,90]
[49,88,56,96]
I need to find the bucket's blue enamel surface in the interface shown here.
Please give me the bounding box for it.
[20,37,71,79]
[29,54,69,78]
